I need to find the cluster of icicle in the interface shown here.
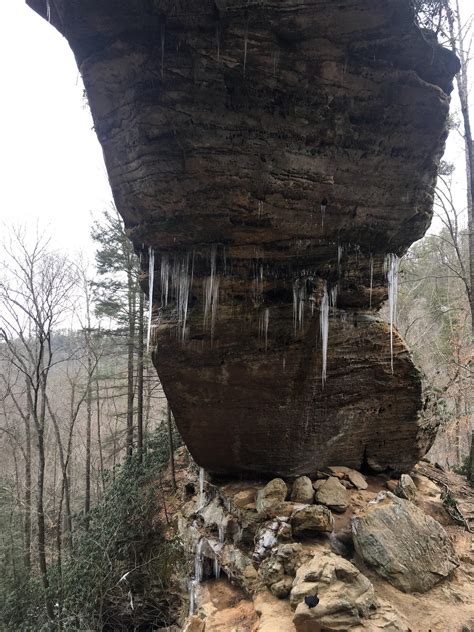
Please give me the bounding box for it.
[293,278,336,386]
[188,468,225,615]
[145,243,400,379]
[146,247,221,348]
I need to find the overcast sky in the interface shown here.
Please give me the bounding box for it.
[0,0,471,258]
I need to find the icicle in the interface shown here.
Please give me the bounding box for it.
[369,254,374,309]
[330,285,338,316]
[293,279,306,335]
[199,467,206,508]
[384,254,399,374]
[203,246,219,340]
[160,22,165,79]
[320,200,327,228]
[195,538,204,583]
[243,22,248,77]
[170,254,191,341]
[215,23,221,63]
[259,308,270,350]
[320,283,329,386]
[146,247,155,353]
[46,0,51,22]
[213,556,221,579]
[218,524,225,544]
[258,200,263,218]
[337,243,343,275]
[189,580,196,615]
[161,254,169,307]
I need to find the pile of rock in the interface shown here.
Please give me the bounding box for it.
[179,466,462,632]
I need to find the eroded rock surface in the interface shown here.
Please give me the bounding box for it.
[27,0,459,475]
[352,491,459,593]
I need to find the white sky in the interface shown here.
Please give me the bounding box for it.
[0,0,471,256]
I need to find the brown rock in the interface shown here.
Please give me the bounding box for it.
[270,577,293,599]
[291,550,376,630]
[291,505,334,535]
[233,489,257,509]
[256,479,288,514]
[315,477,350,513]
[386,480,398,493]
[183,616,206,632]
[394,474,417,502]
[347,470,369,490]
[290,477,315,504]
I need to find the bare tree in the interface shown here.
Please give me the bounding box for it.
[0,227,77,619]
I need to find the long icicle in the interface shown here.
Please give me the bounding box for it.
[384,254,399,374]
[369,254,374,309]
[320,282,329,386]
[146,247,155,353]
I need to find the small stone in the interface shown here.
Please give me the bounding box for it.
[347,469,368,490]
[256,478,288,513]
[394,473,417,502]
[290,476,314,503]
[327,465,351,478]
[315,476,349,513]
[233,488,257,508]
[270,576,294,599]
[291,505,333,535]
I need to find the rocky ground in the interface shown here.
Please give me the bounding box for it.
[156,449,473,632]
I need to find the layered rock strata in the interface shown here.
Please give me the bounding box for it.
[28,0,459,475]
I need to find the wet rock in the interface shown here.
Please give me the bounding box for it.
[254,519,291,561]
[347,470,369,490]
[256,479,288,514]
[183,616,205,632]
[290,549,376,630]
[315,477,350,513]
[291,477,314,504]
[394,474,417,502]
[352,491,459,593]
[291,505,334,535]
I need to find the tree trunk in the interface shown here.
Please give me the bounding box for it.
[167,403,176,492]
[137,289,145,462]
[36,431,54,620]
[449,0,474,337]
[23,408,32,573]
[126,271,136,457]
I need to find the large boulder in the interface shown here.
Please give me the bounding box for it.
[315,477,350,513]
[352,492,459,593]
[26,0,458,478]
[291,549,376,631]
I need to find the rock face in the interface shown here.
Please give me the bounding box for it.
[27,0,459,475]
[352,491,459,593]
